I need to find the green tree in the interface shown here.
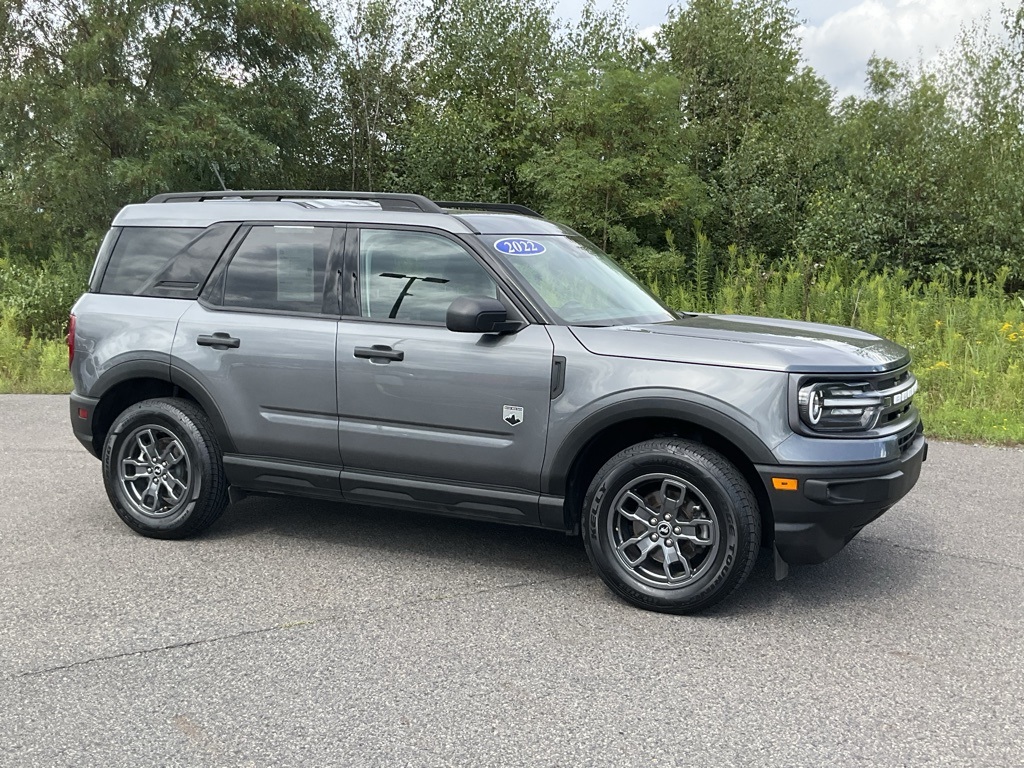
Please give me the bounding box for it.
[328,0,420,191]
[396,0,562,202]
[0,0,333,255]
[657,0,836,258]
[522,65,707,254]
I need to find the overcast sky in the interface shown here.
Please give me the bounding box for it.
[553,0,1008,98]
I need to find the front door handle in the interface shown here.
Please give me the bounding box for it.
[197,332,240,349]
[354,345,404,362]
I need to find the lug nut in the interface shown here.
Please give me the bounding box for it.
[650,533,659,541]
[674,527,682,534]
[664,513,671,520]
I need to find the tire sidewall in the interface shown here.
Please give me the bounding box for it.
[102,401,210,534]
[584,446,744,612]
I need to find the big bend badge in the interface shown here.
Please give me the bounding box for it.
[503,405,524,427]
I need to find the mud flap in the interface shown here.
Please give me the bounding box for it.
[774,544,790,581]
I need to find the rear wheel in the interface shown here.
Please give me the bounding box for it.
[582,438,760,614]
[102,398,228,538]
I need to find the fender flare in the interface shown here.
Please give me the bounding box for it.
[542,395,777,497]
[90,359,236,453]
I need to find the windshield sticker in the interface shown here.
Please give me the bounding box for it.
[494,237,546,256]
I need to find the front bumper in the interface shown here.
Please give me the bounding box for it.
[757,431,927,565]
[69,391,100,457]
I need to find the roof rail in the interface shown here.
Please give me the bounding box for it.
[436,200,542,218]
[146,190,446,214]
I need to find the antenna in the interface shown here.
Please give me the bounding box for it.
[210,162,229,192]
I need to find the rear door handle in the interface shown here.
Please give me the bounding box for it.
[354,345,404,362]
[197,332,240,349]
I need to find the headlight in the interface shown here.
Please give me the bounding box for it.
[797,382,884,432]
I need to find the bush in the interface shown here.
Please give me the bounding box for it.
[0,243,91,339]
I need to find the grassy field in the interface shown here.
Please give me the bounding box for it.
[2,245,1022,443]
[633,245,1024,444]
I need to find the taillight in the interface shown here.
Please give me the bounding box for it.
[68,313,76,368]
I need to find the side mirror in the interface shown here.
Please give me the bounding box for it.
[446,296,520,333]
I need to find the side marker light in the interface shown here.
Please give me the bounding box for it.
[772,478,799,491]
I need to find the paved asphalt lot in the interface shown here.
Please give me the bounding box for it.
[1,395,1022,767]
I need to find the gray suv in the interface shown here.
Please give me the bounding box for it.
[69,191,927,613]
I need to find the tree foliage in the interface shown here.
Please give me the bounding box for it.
[0,0,333,250]
[0,0,1022,287]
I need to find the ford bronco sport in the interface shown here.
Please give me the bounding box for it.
[68,191,927,613]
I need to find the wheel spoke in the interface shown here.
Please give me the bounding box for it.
[160,440,186,466]
[676,517,717,547]
[138,478,163,513]
[660,542,675,581]
[160,474,187,502]
[616,534,658,568]
[658,478,687,517]
[121,458,152,480]
[616,491,657,527]
[663,539,693,579]
[135,429,160,463]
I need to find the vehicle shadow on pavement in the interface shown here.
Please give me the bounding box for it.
[206,496,917,611]
[722,536,921,616]
[205,495,593,581]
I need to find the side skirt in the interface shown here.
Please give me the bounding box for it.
[222,454,567,531]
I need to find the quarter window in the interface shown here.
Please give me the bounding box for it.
[100,227,202,295]
[358,229,496,323]
[222,226,334,313]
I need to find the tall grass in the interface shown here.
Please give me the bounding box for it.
[0,316,72,393]
[0,244,87,394]
[631,246,1024,443]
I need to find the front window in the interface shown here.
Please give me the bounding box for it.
[357,228,497,324]
[484,236,674,326]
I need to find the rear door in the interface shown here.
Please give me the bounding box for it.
[172,224,343,470]
[335,226,554,522]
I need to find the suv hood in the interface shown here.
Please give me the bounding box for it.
[570,314,909,374]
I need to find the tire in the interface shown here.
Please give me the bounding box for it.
[101,397,228,539]
[582,438,760,614]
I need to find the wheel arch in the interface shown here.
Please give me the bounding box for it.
[547,399,775,540]
[89,362,235,455]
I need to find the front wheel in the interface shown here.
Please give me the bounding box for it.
[101,398,228,539]
[582,438,761,614]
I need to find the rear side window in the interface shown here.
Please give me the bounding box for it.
[221,225,334,314]
[100,228,201,295]
[99,226,236,297]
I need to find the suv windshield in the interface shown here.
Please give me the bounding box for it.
[484,235,674,326]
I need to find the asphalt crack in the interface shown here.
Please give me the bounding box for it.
[4,570,591,682]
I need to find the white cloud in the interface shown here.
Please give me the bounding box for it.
[798,0,1007,99]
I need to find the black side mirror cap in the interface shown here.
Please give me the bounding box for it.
[446,296,522,333]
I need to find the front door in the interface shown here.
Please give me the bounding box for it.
[335,226,554,522]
